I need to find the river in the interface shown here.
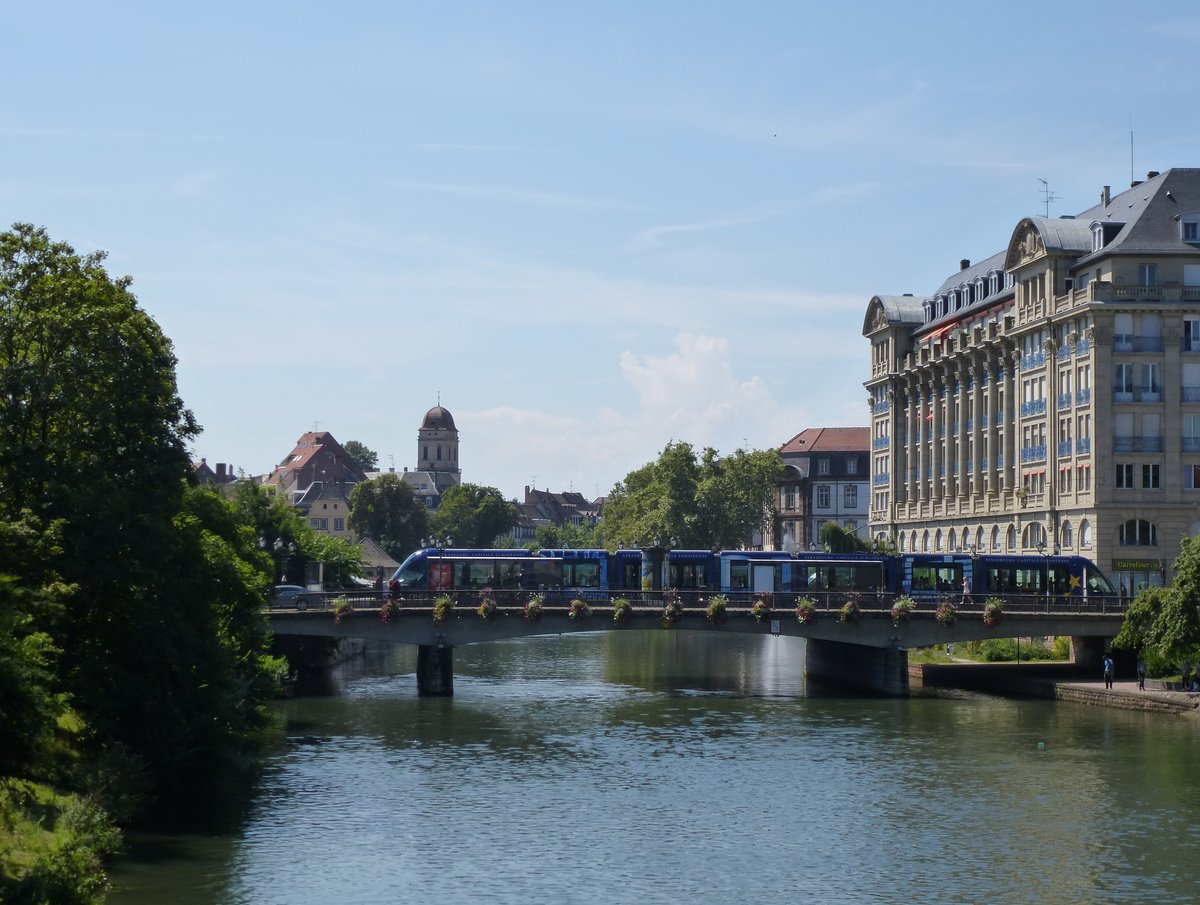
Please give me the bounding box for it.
[109,632,1200,905]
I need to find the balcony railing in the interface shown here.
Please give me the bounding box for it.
[1020,445,1047,463]
[873,436,890,449]
[1183,386,1200,403]
[872,401,889,414]
[1076,388,1092,405]
[1020,352,1046,370]
[1076,438,1092,454]
[1113,390,1134,403]
[1183,438,1200,453]
[1057,441,1073,457]
[1114,436,1164,453]
[1057,392,1073,409]
[1139,388,1162,402]
[1020,400,1047,417]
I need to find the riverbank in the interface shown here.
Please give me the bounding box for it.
[913,661,1200,716]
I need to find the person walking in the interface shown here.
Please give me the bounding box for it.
[1103,653,1115,690]
[961,576,972,606]
[1136,657,1146,691]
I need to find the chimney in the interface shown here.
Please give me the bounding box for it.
[1101,185,1110,206]
[1147,170,1160,179]
[960,259,970,271]
[216,463,226,479]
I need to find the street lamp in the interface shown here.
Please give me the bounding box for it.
[422,534,453,590]
[1037,539,1052,612]
[259,536,296,583]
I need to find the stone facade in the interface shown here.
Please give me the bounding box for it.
[864,168,1200,594]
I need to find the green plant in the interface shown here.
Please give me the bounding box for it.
[523,594,544,622]
[333,597,352,624]
[706,595,728,624]
[379,599,399,624]
[477,597,497,620]
[613,597,634,626]
[838,599,859,624]
[432,594,455,625]
[795,598,817,625]
[935,601,957,627]
[982,597,1003,628]
[890,596,915,627]
[750,597,772,622]
[568,598,589,620]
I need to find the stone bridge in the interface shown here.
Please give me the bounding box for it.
[267,591,1128,697]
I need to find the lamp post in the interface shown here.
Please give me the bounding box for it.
[259,537,296,583]
[423,534,453,591]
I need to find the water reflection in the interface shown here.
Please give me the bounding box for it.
[110,633,1200,905]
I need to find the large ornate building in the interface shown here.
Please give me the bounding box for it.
[864,168,1200,596]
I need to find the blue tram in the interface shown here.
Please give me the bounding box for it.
[390,547,1117,601]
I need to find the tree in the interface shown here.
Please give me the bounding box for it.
[430,483,519,548]
[602,442,783,549]
[349,473,429,561]
[533,521,603,550]
[1114,535,1200,671]
[342,440,378,472]
[819,521,871,553]
[0,225,280,830]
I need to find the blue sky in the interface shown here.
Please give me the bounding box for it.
[6,2,1200,501]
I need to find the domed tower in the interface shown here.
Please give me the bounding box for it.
[417,404,461,485]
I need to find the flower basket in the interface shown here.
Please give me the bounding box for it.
[613,597,634,626]
[750,597,772,622]
[983,598,1003,628]
[890,596,915,627]
[838,600,860,624]
[795,598,817,625]
[333,598,352,625]
[380,599,399,624]
[935,601,957,627]
[661,600,683,628]
[477,597,497,621]
[432,594,455,626]
[706,595,728,625]
[523,595,544,622]
[568,599,589,621]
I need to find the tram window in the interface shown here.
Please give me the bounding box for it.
[563,562,599,588]
[911,564,961,591]
[729,562,749,590]
[669,562,706,589]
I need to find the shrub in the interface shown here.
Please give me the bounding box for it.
[613,597,634,626]
[750,597,772,622]
[568,599,589,620]
[432,595,454,625]
[935,602,957,627]
[523,594,544,622]
[982,598,1003,628]
[795,598,817,625]
[333,598,352,624]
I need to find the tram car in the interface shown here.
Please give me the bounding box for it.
[390,546,1118,602]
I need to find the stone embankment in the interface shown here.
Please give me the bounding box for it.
[913,661,1200,716]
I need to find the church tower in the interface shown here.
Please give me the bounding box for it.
[417,403,461,486]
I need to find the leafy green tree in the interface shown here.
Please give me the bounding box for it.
[603,442,782,549]
[430,483,519,548]
[0,224,280,831]
[533,521,604,550]
[342,440,378,472]
[349,473,429,561]
[819,521,870,553]
[1115,535,1200,669]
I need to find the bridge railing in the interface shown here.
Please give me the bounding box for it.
[267,588,1129,618]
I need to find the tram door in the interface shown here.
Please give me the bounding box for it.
[752,564,775,594]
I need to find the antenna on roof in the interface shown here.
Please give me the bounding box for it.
[1037,179,1059,217]
[1130,129,1135,186]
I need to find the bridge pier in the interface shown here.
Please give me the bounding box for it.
[417,644,454,696]
[805,639,909,696]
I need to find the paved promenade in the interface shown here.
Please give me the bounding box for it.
[1053,678,1200,715]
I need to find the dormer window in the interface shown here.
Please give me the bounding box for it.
[1181,212,1200,243]
[989,271,1000,296]
[923,300,932,323]
[974,276,985,300]
[1091,222,1104,253]
[1091,220,1125,251]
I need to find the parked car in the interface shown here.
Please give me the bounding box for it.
[272,584,318,610]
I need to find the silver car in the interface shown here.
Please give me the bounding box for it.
[272,584,318,610]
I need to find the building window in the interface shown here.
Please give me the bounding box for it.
[817,486,830,508]
[1183,219,1199,242]
[846,458,858,475]
[309,518,329,530]
[1185,320,1200,352]
[1139,263,1157,287]
[1184,464,1200,490]
[334,518,345,531]
[844,485,857,508]
[1120,519,1157,546]
[1061,520,1074,548]
[1142,463,1161,489]
[1116,463,1134,489]
[817,458,831,475]
[1080,519,1092,547]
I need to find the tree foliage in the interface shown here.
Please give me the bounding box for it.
[602,441,783,550]
[0,224,282,850]
[349,473,429,562]
[342,440,378,472]
[1115,535,1200,667]
[533,520,603,551]
[430,483,519,548]
[819,521,871,553]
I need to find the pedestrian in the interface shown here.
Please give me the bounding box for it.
[961,576,972,606]
[1136,657,1146,691]
[1102,653,1115,689]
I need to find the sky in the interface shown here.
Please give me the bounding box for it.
[5,1,1200,502]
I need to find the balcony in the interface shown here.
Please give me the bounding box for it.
[1076,438,1092,454]
[1020,445,1047,463]
[1020,352,1046,370]
[1183,386,1200,403]
[1057,441,1073,457]
[1114,436,1164,453]
[1113,390,1134,403]
[872,400,889,414]
[1138,388,1162,403]
[1183,438,1200,453]
[1020,399,1047,417]
[873,436,890,450]
[1057,392,1073,409]
[1075,339,1091,355]
[873,473,890,486]
[1076,388,1092,405]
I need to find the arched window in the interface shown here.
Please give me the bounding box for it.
[922,530,930,552]
[911,530,918,552]
[1022,523,1046,550]
[948,528,957,551]
[935,529,943,551]
[898,533,907,552]
[1120,519,1157,546]
[975,527,985,551]
[1080,520,1092,547]
[1006,525,1016,551]
[991,525,1001,551]
[1061,520,1074,548]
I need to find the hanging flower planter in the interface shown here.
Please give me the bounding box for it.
[477,597,497,621]
[379,599,399,624]
[750,597,772,622]
[523,594,544,622]
[838,600,860,624]
[568,599,589,621]
[983,598,1004,628]
[333,598,352,625]
[935,601,958,627]
[661,600,683,628]
[432,594,455,626]
[613,597,634,626]
[890,596,915,627]
[795,598,817,625]
[706,595,728,625]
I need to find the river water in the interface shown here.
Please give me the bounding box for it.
[109,633,1200,905]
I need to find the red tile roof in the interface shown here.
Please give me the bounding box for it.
[780,427,869,454]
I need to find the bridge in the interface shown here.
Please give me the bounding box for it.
[267,590,1128,696]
